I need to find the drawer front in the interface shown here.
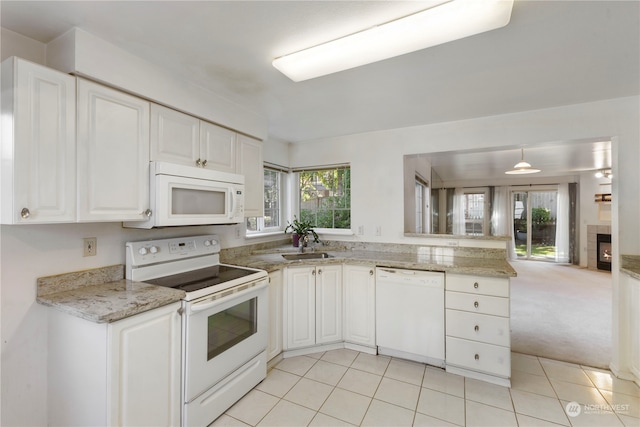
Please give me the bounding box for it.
[446,273,509,297]
[446,336,511,377]
[446,291,509,317]
[446,310,510,347]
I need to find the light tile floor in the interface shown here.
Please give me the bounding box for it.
[213,349,640,427]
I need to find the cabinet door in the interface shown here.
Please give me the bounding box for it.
[316,265,343,344]
[284,266,316,349]
[267,270,283,361]
[150,103,199,166]
[1,57,76,224]
[108,302,181,427]
[343,265,376,347]
[77,79,150,221]
[236,135,264,217]
[200,121,237,172]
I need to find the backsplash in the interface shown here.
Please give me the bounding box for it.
[222,238,507,261]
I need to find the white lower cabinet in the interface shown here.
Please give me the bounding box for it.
[267,270,283,361]
[343,264,376,348]
[284,265,342,350]
[629,275,640,385]
[48,303,181,427]
[445,273,511,386]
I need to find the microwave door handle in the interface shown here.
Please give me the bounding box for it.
[228,188,234,219]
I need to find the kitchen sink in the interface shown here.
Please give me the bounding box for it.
[282,252,332,261]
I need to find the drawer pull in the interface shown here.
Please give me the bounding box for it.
[474,301,479,308]
[474,325,479,332]
[475,354,480,360]
[474,282,479,289]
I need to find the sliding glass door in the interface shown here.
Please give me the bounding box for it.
[513,190,558,260]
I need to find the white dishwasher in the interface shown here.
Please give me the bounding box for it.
[375,267,445,367]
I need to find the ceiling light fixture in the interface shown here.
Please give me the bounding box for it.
[505,148,541,175]
[272,0,514,82]
[595,169,612,179]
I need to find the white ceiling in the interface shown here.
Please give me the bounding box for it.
[1,0,638,178]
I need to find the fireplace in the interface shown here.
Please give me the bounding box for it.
[597,233,612,271]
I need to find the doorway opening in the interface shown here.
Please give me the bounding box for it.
[513,190,558,260]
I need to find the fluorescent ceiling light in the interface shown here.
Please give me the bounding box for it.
[505,148,540,175]
[272,0,514,82]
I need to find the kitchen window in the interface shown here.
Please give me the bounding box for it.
[294,165,351,230]
[463,190,489,236]
[246,166,285,234]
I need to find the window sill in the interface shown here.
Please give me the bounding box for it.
[315,228,354,236]
[245,230,285,239]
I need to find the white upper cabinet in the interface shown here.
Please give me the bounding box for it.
[77,78,150,222]
[150,103,199,165]
[236,134,264,218]
[200,121,237,173]
[1,57,77,224]
[151,103,237,172]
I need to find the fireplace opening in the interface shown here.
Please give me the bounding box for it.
[597,233,612,271]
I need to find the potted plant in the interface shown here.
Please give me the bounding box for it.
[284,217,319,247]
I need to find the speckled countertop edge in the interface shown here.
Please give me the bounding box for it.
[37,265,185,323]
[223,247,517,278]
[621,255,640,280]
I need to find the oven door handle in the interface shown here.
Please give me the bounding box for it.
[189,280,267,313]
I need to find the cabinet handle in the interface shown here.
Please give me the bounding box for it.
[475,354,480,360]
[474,282,479,289]
[474,325,479,332]
[143,209,152,218]
[201,159,208,167]
[312,270,316,276]
[20,208,30,219]
[318,269,322,275]
[474,301,479,308]
[195,158,202,167]
[370,270,374,276]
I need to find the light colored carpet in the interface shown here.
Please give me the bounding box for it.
[509,260,612,369]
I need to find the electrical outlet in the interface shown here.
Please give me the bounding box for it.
[376,226,381,236]
[358,225,364,235]
[235,227,241,238]
[83,237,97,257]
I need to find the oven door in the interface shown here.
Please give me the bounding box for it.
[184,278,268,402]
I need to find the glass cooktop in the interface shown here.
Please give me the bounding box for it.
[145,265,257,293]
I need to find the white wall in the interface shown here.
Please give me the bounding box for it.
[1,28,45,63]
[291,96,640,383]
[3,28,640,425]
[578,171,612,267]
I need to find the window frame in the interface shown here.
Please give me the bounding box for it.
[246,165,287,236]
[463,188,490,236]
[292,165,351,233]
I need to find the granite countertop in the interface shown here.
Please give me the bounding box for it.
[224,247,517,278]
[621,255,640,280]
[37,265,185,323]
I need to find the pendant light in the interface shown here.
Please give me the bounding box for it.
[505,148,540,175]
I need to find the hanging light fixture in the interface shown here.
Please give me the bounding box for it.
[272,0,514,82]
[505,148,541,175]
[595,169,612,179]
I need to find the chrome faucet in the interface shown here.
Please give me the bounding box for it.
[299,235,309,253]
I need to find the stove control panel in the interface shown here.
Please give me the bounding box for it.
[126,234,221,268]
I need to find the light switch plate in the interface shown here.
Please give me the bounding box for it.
[83,237,97,257]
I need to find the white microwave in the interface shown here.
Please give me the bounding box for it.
[124,162,245,228]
